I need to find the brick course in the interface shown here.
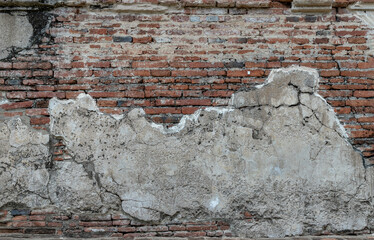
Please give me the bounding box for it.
[0,209,231,238]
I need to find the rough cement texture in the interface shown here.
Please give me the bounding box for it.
[0,67,372,237]
[0,12,33,59]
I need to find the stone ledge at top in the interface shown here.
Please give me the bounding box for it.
[0,0,367,10]
[0,0,272,9]
[291,0,333,13]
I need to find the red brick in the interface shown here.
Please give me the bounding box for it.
[66,91,84,99]
[54,70,93,78]
[13,62,28,69]
[124,91,145,98]
[30,117,50,125]
[168,225,186,231]
[113,70,150,77]
[23,79,44,85]
[12,221,45,227]
[319,90,352,98]
[203,90,234,97]
[118,227,136,232]
[6,92,26,99]
[354,91,374,98]
[348,37,366,44]
[97,100,117,107]
[145,107,181,114]
[186,225,218,231]
[346,99,374,107]
[341,70,374,77]
[358,116,374,123]
[133,36,153,43]
[47,222,63,227]
[12,216,28,221]
[335,30,367,36]
[87,62,111,68]
[320,70,340,77]
[228,70,264,77]
[150,70,171,77]
[112,220,130,226]
[1,112,23,117]
[292,38,309,44]
[0,62,12,69]
[111,233,123,237]
[0,101,33,110]
[189,62,224,68]
[29,215,46,221]
[30,62,53,69]
[27,92,65,99]
[336,107,351,114]
[182,107,200,114]
[89,28,108,35]
[208,70,226,76]
[71,62,85,68]
[351,130,374,138]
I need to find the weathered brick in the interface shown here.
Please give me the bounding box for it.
[30,117,50,125]
[0,101,33,110]
[133,36,153,44]
[6,92,26,99]
[354,91,374,98]
[27,92,65,99]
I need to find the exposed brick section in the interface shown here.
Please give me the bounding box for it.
[1,208,372,238]
[0,1,373,165]
[0,209,231,238]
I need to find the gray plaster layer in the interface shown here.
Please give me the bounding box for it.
[0,12,33,59]
[0,67,373,237]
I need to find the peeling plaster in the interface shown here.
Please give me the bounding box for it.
[349,1,374,56]
[1,67,373,237]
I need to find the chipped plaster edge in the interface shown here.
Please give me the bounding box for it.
[348,2,374,56]
[48,67,351,141]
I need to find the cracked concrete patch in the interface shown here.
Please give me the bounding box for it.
[0,12,33,59]
[0,67,372,237]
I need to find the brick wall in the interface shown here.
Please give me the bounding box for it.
[1,1,374,238]
[1,208,370,238]
[0,208,231,238]
[0,2,373,162]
